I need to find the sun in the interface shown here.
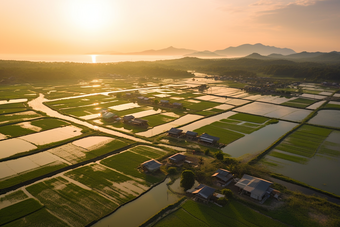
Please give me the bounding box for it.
[67,0,113,31]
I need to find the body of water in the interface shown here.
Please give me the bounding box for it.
[0,54,182,63]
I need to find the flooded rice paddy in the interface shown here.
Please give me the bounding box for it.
[0,152,66,179]
[308,110,340,128]
[72,136,114,150]
[0,99,28,105]
[20,125,82,146]
[109,103,140,111]
[234,102,312,122]
[222,121,297,157]
[0,138,37,159]
[260,126,340,195]
[137,114,204,137]
[92,178,183,227]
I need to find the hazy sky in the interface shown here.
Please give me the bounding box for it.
[0,0,339,54]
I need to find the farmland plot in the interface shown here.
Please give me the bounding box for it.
[26,177,118,227]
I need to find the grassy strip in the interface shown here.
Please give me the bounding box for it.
[3,208,68,227]
[211,121,262,134]
[269,151,308,164]
[0,199,43,226]
[228,113,269,123]
[139,197,186,227]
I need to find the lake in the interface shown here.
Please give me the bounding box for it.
[0,54,182,63]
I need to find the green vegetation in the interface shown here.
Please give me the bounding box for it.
[30,118,69,130]
[3,208,68,227]
[65,164,146,204]
[0,103,28,114]
[273,125,332,158]
[194,124,244,145]
[129,145,167,159]
[282,98,316,108]
[269,150,308,164]
[0,199,43,226]
[180,170,195,191]
[323,103,340,110]
[0,111,41,124]
[0,124,36,137]
[228,113,270,123]
[141,114,177,127]
[154,199,288,227]
[0,190,28,202]
[26,177,118,227]
[101,150,164,184]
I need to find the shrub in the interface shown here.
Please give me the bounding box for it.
[217,197,228,206]
[221,189,233,198]
[204,149,210,156]
[167,167,177,175]
[215,151,224,161]
[180,170,195,191]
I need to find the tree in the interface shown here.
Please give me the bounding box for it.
[198,157,204,166]
[204,149,210,156]
[221,189,233,198]
[154,99,159,105]
[215,151,224,161]
[217,197,228,206]
[180,170,195,191]
[167,167,177,175]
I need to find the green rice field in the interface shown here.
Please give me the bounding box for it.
[282,98,316,108]
[154,199,287,227]
[100,148,166,184]
[65,164,148,204]
[26,177,118,227]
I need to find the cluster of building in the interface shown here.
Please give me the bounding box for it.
[140,153,278,204]
[100,109,148,127]
[168,127,220,146]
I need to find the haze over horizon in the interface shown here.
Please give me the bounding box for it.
[1,0,339,55]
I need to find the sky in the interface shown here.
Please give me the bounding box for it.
[0,0,339,54]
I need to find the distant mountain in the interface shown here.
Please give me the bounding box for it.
[244,53,270,60]
[266,51,340,62]
[127,46,196,55]
[185,50,222,57]
[214,43,296,57]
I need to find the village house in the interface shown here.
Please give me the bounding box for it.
[123,115,135,123]
[211,169,234,187]
[235,174,272,202]
[199,133,220,146]
[130,118,148,127]
[172,102,182,108]
[185,131,198,140]
[168,153,186,165]
[140,159,162,173]
[187,184,216,203]
[167,128,183,137]
[100,109,118,121]
[160,100,170,106]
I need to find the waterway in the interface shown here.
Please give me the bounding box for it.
[92,178,182,227]
[28,94,148,143]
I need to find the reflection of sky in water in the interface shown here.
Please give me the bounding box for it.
[234,102,312,122]
[309,110,340,128]
[222,121,296,158]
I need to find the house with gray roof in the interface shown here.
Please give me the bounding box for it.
[189,184,216,203]
[235,174,272,201]
[141,159,162,173]
[168,153,186,165]
[212,169,233,186]
[199,133,220,145]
